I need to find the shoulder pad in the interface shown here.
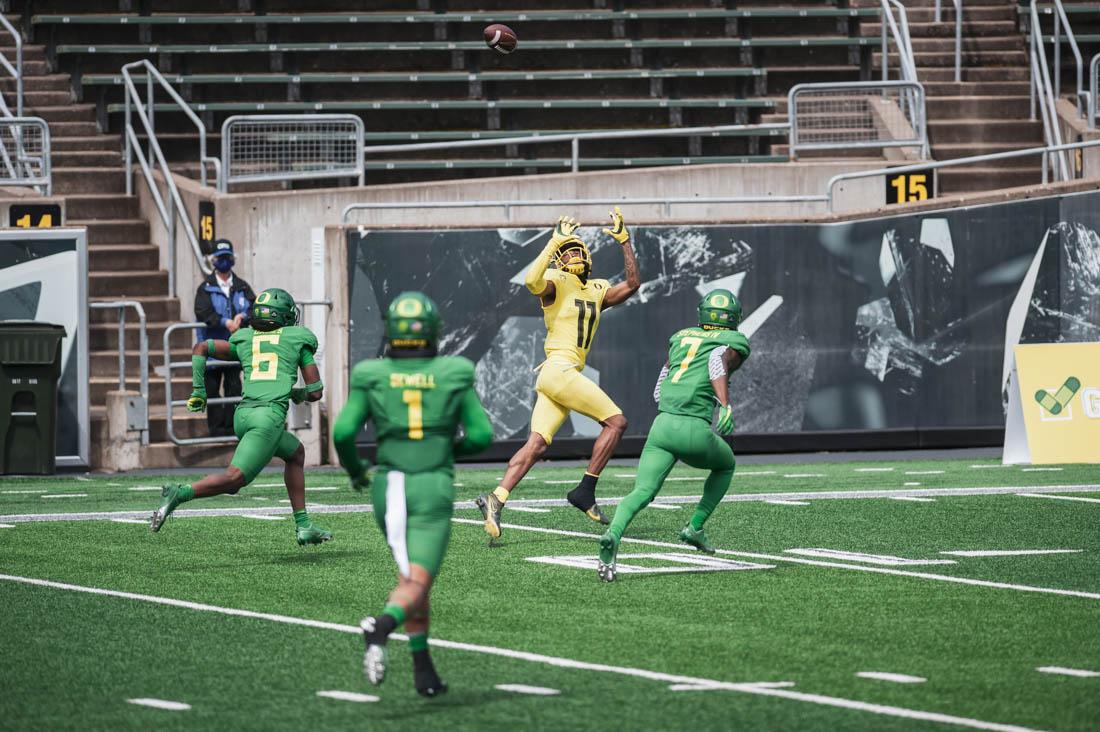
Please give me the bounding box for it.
[724,330,751,358]
[350,359,381,388]
[441,356,476,386]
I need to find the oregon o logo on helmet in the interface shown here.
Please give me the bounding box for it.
[396,298,423,317]
[256,291,272,304]
[709,294,730,308]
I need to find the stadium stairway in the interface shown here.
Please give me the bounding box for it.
[2,14,228,469]
[867,0,1042,193]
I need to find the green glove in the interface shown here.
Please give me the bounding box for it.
[186,391,207,413]
[290,387,307,404]
[349,465,374,492]
[715,404,735,435]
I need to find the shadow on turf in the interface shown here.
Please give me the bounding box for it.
[268,549,363,564]
[366,689,498,719]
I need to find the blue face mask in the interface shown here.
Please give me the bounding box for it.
[213,256,234,273]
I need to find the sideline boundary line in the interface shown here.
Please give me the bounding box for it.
[3,483,1100,524]
[450,518,1100,602]
[0,572,1044,732]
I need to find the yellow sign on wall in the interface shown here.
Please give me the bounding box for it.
[1013,343,1100,464]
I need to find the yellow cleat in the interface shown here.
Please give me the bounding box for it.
[585,504,610,525]
[475,493,504,539]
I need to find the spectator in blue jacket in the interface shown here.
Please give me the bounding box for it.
[194,239,256,436]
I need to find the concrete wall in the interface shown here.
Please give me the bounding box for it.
[1056,99,1100,180]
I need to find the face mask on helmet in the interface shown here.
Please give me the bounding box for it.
[213,255,234,273]
[553,238,592,281]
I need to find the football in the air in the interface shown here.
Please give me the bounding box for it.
[484,23,518,54]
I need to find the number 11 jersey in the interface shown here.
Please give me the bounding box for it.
[540,268,611,366]
[229,325,319,417]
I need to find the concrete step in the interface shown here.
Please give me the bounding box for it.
[137,441,238,470]
[909,36,1023,52]
[932,143,1046,168]
[764,65,862,93]
[24,104,97,122]
[0,74,71,92]
[53,167,126,194]
[90,319,175,350]
[905,6,1017,22]
[70,218,151,246]
[91,346,189,375]
[0,45,46,62]
[44,121,101,137]
[863,21,1017,38]
[89,294,180,324]
[10,59,49,76]
[21,89,74,106]
[51,135,123,152]
[89,270,168,298]
[922,80,1031,95]
[927,95,1031,118]
[920,66,1031,81]
[52,149,124,167]
[902,0,1017,6]
[89,243,160,271]
[65,193,140,220]
[772,145,884,160]
[937,166,1044,193]
[928,118,1042,143]
[90,374,190,405]
[874,50,1028,67]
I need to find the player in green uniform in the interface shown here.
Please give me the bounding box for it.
[332,291,493,697]
[150,288,333,546]
[597,289,750,582]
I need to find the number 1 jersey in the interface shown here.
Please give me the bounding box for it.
[540,268,611,366]
[229,325,319,416]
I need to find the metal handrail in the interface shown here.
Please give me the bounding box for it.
[89,300,149,445]
[163,300,332,446]
[121,61,214,295]
[825,137,1100,210]
[0,14,22,117]
[880,0,919,85]
[1090,52,1099,128]
[787,80,928,160]
[951,0,962,83]
[0,117,50,195]
[341,194,829,224]
[360,123,791,174]
[1047,0,1089,116]
[1030,0,1071,180]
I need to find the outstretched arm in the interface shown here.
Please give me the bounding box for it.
[187,339,235,412]
[333,386,372,483]
[601,207,640,309]
[524,215,580,304]
[455,387,493,456]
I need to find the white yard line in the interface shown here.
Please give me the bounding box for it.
[905,471,944,476]
[648,503,683,510]
[1017,493,1100,505]
[764,500,810,506]
[0,523,13,529]
[495,684,561,696]
[316,690,379,703]
[307,487,340,491]
[785,549,955,567]
[889,496,936,503]
[449,519,1100,602]
[941,550,1081,558]
[41,494,87,499]
[1022,468,1063,472]
[6,483,1100,525]
[970,465,1010,469]
[2,490,46,494]
[1035,666,1100,678]
[506,506,551,514]
[543,480,576,484]
[783,474,824,478]
[857,672,926,684]
[128,486,163,492]
[241,515,283,521]
[666,477,705,482]
[855,468,895,473]
[613,473,636,478]
[904,482,921,487]
[0,573,1045,732]
[110,518,149,525]
[736,471,776,476]
[669,681,795,691]
[126,698,190,711]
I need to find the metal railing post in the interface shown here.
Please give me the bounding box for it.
[935,0,942,23]
[146,72,155,170]
[89,301,150,446]
[117,309,126,391]
[953,0,962,84]
[881,9,887,82]
[124,84,133,195]
[168,206,177,298]
[14,31,20,117]
[1091,52,1099,129]
[1054,9,1062,102]
[571,137,580,173]
[1030,26,1038,121]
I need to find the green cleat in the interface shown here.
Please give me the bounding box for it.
[295,523,333,546]
[679,524,716,554]
[597,531,619,582]
[150,483,187,533]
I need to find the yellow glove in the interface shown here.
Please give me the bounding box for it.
[549,215,581,247]
[602,206,629,245]
[186,391,207,413]
[349,465,375,492]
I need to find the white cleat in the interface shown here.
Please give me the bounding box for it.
[597,560,617,583]
[360,617,388,686]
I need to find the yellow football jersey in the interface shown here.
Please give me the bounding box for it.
[540,269,611,365]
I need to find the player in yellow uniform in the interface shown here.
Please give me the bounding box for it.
[476,208,640,538]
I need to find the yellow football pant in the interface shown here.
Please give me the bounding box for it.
[530,359,621,444]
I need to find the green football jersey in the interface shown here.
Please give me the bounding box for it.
[229,325,318,416]
[658,327,750,421]
[349,355,476,474]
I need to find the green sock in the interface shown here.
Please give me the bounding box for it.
[178,485,195,502]
[408,632,429,653]
[292,510,310,529]
[690,468,734,530]
[383,604,407,626]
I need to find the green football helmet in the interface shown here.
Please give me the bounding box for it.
[386,291,442,350]
[698,288,742,330]
[251,288,299,331]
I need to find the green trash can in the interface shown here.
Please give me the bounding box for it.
[0,322,67,475]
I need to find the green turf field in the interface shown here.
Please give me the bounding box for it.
[2,456,1099,731]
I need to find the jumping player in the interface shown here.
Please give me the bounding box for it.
[332,292,493,697]
[475,208,640,539]
[151,288,332,546]
[597,289,750,582]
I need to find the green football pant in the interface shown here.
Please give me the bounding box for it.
[229,406,300,484]
[371,469,454,578]
[609,412,736,541]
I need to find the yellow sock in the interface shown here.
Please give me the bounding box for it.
[493,486,510,504]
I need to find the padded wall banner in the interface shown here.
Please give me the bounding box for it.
[346,189,1100,445]
[0,228,90,466]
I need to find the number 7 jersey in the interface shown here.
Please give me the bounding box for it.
[229,325,319,416]
[659,327,751,422]
[540,268,612,365]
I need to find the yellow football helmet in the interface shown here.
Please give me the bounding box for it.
[553,236,593,281]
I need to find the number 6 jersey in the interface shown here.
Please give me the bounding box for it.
[540,268,611,366]
[229,325,319,417]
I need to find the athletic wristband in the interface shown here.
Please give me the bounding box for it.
[191,354,207,391]
[305,380,323,393]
